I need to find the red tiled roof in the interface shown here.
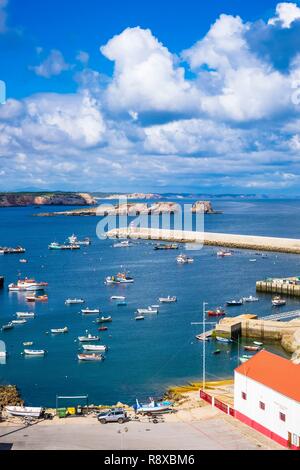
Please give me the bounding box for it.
[235,350,300,403]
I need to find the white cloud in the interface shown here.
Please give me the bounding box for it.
[30,49,72,78]
[268,2,300,28]
[101,27,199,114]
[0,0,8,33]
[76,50,90,65]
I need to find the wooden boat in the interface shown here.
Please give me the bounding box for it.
[244,345,260,352]
[16,312,35,319]
[96,316,112,323]
[207,307,225,317]
[51,327,68,334]
[6,406,43,418]
[77,353,104,362]
[82,344,107,352]
[81,308,100,315]
[78,332,99,342]
[216,336,232,343]
[159,296,177,303]
[23,349,46,356]
[1,323,14,331]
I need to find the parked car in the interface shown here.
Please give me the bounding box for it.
[97,408,128,424]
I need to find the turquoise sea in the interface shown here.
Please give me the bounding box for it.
[0,198,299,407]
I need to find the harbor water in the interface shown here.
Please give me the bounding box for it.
[0,199,299,407]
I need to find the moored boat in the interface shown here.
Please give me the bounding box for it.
[110,296,126,301]
[9,278,48,292]
[23,342,33,347]
[216,336,232,343]
[23,349,46,356]
[11,320,27,325]
[78,353,104,362]
[176,254,194,264]
[135,315,145,321]
[51,327,68,334]
[113,240,133,248]
[226,299,244,306]
[96,316,112,324]
[105,273,134,285]
[78,332,100,342]
[98,326,108,331]
[243,296,259,303]
[48,242,80,250]
[159,296,177,303]
[207,307,226,317]
[1,323,14,331]
[253,341,263,346]
[17,312,35,319]
[244,345,260,352]
[82,344,107,352]
[154,243,179,251]
[217,250,233,257]
[136,307,158,315]
[272,296,286,306]
[81,308,100,315]
[65,298,85,305]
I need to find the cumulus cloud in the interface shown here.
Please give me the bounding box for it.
[268,2,300,28]
[76,50,90,65]
[30,49,72,78]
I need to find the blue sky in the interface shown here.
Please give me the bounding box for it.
[1,0,300,193]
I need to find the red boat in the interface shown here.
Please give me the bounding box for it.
[207,308,226,317]
[98,327,108,331]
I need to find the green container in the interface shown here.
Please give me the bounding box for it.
[57,408,67,418]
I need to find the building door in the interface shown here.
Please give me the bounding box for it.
[288,432,292,448]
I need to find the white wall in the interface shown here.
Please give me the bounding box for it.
[234,371,300,445]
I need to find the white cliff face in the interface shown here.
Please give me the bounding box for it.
[0,193,96,207]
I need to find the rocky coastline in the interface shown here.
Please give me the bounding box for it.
[0,192,96,207]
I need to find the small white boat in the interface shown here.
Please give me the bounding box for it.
[216,336,232,344]
[249,259,257,263]
[51,327,68,334]
[65,298,85,305]
[23,342,33,347]
[19,259,28,264]
[6,406,43,418]
[159,296,177,303]
[272,296,286,306]
[110,296,126,301]
[78,332,100,342]
[113,240,133,248]
[136,307,159,315]
[23,349,46,356]
[176,254,194,264]
[217,250,233,257]
[81,308,100,315]
[253,341,263,346]
[16,312,35,319]
[82,344,107,352]
[243,296,259,303]
[78,353,104,362]
[11,320,27,325]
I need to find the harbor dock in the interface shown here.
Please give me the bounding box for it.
[106,227,300,254]
[256,276,300,297]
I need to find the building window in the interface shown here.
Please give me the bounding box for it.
[259,401,265,411]
[242,392,247,400]
[279,412,286,422]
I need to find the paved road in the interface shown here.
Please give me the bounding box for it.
[0,416,282,450]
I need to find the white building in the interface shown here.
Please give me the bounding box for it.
[234,350,300,450]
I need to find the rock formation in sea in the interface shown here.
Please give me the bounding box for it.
[0,192,96,207]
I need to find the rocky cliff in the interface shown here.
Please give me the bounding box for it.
[0,192,96,207]
[191,201,219,214]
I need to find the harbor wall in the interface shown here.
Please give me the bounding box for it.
[256,279,300,297]
[106,228,300,254]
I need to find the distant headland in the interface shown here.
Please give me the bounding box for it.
[0,192,96,207]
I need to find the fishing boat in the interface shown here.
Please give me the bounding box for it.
[217,250,233,257]
[207,307,226,317]
[0,246,26,255]
[272,296,286,306]
[51,327,68,334]
[81,308,100,315]
[23,342,33,347]
[113,240,133,248]
[98,326,108,331]
[23,349,46,356]
[216,336,232,343]
[78,353,104,362]
[134,399,172,414]
[135,315,145,321]
[48,242,80,250]
[226,299,244,306]
[244,345,260,352]
[82,344,107,352]
[65,298,85,305]
[1,323,14,332]
[176,254,194,264]
[159,296,177,303]
[154,243,179,251]
[96,316,112,323]
[136,307,158,315]
[110,296,126,301]
[243,296,259,303]
[16,312,35,319]
[68,235,91,246]
[78,332,100,342]
[9,278,48,292]
[105,273,134,285]
[5,406,43,418]
[11,320,27,325]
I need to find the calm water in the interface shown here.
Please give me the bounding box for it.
[0,199,298,407]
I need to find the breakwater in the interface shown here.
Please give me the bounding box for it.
[256,277,300,297]
[106,227,300,254]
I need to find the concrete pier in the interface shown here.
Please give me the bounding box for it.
[106,227,300,254]
[256,277,300,297]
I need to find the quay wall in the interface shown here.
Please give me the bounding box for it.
[256,280,300,297]
[106,228,300,254]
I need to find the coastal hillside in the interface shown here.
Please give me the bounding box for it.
[0,192,96,207]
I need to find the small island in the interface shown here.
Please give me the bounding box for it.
[0,192,96,207]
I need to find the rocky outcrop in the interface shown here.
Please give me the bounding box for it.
[102,193,162,200]
[282,328,300,363]
[191,201,220,214]
[0,192,96,207]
